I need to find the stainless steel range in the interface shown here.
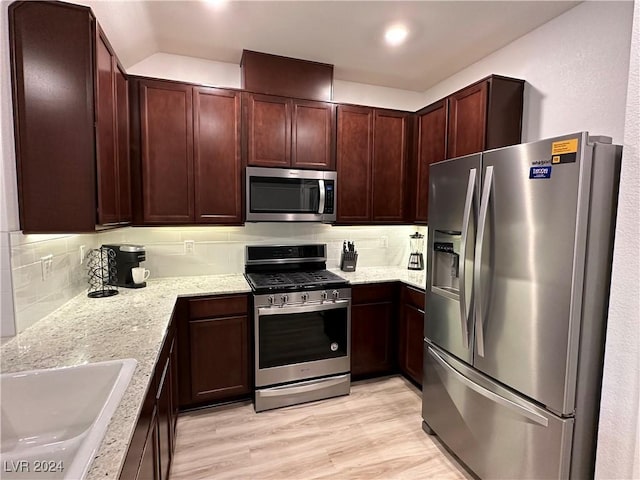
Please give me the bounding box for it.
[245,244,351,412]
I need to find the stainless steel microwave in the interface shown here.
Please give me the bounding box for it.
[245,167,337,222]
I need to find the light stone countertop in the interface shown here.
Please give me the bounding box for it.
[329,266,426,291]
[0,274,251,480]
[0,267,424,480]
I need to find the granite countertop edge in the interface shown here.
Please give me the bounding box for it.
[0,267,425,480]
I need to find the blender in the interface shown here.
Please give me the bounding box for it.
[408,232,425,270]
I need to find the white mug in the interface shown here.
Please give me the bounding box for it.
[131,267,150,284]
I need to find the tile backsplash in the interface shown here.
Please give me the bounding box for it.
[6,224,427,335]
[9,232,101,333]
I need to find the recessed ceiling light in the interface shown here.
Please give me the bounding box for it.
[385,24,408,46]
[204,0,228,9]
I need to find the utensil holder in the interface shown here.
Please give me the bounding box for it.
[340,251,358,272]
[87,247,118,298]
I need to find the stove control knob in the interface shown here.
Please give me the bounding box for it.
[320,291,328,301]
[301,293,309,303]
[280,294,288,305]
[332,290,340,300]
[267,295,275,305]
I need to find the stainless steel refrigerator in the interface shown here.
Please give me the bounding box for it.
[422,132,622,479]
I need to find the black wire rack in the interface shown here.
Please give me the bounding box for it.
[86,247,119,298]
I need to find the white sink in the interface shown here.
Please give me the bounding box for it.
[0,359,137,480]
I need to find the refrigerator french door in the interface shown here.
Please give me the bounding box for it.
[423,132,622,479]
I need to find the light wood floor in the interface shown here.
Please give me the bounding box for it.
[170,376,470,480]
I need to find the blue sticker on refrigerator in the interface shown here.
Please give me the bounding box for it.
[529,166,552,179]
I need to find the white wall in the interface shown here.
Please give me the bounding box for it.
[128,52,426,111]
[128,52,241,89]
[595,1,640,478]
[421,1,634,145]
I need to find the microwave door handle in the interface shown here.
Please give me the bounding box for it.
[318,179,325,214]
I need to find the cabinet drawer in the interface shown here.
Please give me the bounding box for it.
[189,295,248,320]
[404,285,425,311]
[352,282,396,305]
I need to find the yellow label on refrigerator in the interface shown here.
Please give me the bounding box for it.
[552,138,578,155]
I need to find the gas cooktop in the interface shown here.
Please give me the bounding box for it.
[244,244,349,294]
[245,270,348,293]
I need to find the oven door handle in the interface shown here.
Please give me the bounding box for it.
[258,300,350,316]
[259,374,350,397]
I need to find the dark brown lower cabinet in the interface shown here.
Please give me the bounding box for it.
[120,321,177,480]
[398,285,425,386]
[351,283,397,377]
[178,294,251,408]
[138,408,158,480]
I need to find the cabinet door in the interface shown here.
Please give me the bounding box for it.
[194,87,242,224]
[136,407,158,480]
[447,81,488,159]
[246,94,291,167]
[189,316,250,403]
[351,302,394,376]
[140,80,194,223]
[115,63,132,223]
[170,334,179,439]
[291,100,335,170]
[336,105,373,223]
[157,355,172,480]
[372,110,408,222]
[400,303,424,385]
[9,1,97,233]
[415,101,447,223]
[95,29,118,225]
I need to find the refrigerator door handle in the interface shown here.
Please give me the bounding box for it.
[458,168,476,349]
[428,347,549,427]
[475,165,493,357]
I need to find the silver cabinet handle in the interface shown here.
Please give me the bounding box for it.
[428,347,548,427]
[459,168,476,349]
[258,300,350,316]
[260,374,350,397]
[318,179,325,214]
[474,165,493,358]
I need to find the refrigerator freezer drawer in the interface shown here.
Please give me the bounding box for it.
[422,343,574,479]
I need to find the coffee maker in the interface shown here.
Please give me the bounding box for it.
[408,232,425,271]
[103,244,147,288]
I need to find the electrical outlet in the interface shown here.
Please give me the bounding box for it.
[79,245,86,265]
[40,255,53,281]
[184,240,195,254]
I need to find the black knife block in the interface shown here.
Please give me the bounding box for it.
[340,251,358,272]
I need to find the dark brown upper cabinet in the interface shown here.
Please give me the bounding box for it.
[412,75,523,224]
[372,110,409,222]
[244,92,335,170]
[140,79,194,224]
[336,105,409,224]
[193,87,243,224]
[414,100,447,224]
[133,78,243,225]
[447,75,524,159]
[9,2,132,232]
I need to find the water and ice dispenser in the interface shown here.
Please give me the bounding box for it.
[431,231,461,295]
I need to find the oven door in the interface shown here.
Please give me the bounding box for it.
[255,300,351,387]
[246,167,336,222]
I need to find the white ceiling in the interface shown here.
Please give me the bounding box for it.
[84,0,581,92]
